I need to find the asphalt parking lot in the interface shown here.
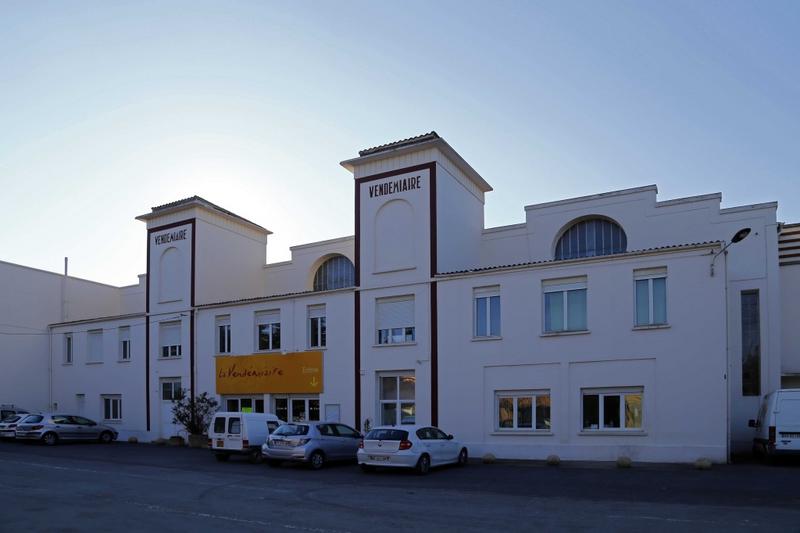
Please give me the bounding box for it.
[0,440,799,532]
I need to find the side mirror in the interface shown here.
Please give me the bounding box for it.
[447,434,454,440]
[748,419,758,428]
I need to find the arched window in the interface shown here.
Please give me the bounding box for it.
[554,218,627,260]
[313,256,355,291]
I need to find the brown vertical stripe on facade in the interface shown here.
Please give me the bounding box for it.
[430,281,438,426]
[145,218,195,434]
[354,290,361,430]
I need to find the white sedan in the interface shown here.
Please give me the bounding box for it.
[357,425,468,474]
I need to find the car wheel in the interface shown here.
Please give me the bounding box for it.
[359,463,375,473]
[267,459,282,468]
[415,454,431,475]
[215,453,229,462]
[42,432,58,446]
[249,449,263,465]
[457,447,468,466]
[309,450,325,470]
[99,431,113,444]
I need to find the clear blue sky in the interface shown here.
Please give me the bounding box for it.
[1,1,798,286]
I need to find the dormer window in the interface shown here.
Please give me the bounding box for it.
[554,217,627,261]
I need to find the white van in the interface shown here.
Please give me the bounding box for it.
[749,389,800,459]
[208,412,284,463]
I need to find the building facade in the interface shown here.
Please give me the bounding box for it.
[3,132,798,462]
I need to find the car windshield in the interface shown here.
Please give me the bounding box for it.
[22,415,43,423]
[365,429,408,441]
[1,415,21,423]
[273,424,309,436]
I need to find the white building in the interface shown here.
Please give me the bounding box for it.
[3,132,798,462]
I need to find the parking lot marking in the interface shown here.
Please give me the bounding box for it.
[130,501,352,533]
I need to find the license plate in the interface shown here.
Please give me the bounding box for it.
[216,440,224,448]
[275,440,289,447]
[369,455,389,461]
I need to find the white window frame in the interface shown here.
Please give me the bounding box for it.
[375,296,416,346]
[87,329,104,364]
[255,311,281,352]
[159,321,182,359]
[273,396,320,422]
[216,315,231,354]
[378,372,416,426]
[495,390,551,432]
[64,333,73,365]
[308,305,326,349]
[224,396,266,413]
[161,378,183,402]
[634,268,668,327]
[118,326,131,362]
[542,277,588,333]
[474,286,501,338]
[581,387,644,432]
[102,395,122,421]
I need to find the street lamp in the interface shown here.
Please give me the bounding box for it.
[710,227,751,276]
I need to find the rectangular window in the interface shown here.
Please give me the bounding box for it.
[634,268,667,326]
[102,395,122,421]
[308,305,326,348]
[379,373,415,425]
[159,321,182,358]
[474,287,501,337]
[496,391,551,431]
[376,296,415,345]
[741,290,761,396]
[581,388,643,431]
[216,315,231,354]
[87,330,103,363]
[256,311,280,351]
[118,326,131,361]
[543,277,587,333]
[64,333,73,364]
[161,379,182,401]
[273,397,319,422]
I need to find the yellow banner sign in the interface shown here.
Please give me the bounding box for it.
[215,352,323,395]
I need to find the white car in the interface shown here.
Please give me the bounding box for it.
[0,413,29,439]
[749,388,800,460]
[357,425,468,474]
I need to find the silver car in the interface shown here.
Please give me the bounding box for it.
[15,413,118,446]
[262,422,363,469]
[0,414,29,439]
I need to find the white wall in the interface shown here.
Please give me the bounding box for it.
[0,260,129,411]
[780,264,800,377]
[195,289,356,426]
[437,246,728,463]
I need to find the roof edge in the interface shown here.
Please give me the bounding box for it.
[525,185,658,211]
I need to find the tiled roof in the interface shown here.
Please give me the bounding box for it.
[436,241,722,277]
[358,132,440,157]
[196,286,355,309]
[145,196,268,232]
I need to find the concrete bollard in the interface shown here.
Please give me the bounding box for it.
[127,436,138,444]
[694,458,713,470]
[482,453,496,464]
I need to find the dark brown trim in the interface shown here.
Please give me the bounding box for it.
[430,281,438,426]
[354,291,361,430]
[781,252,800,259]
[354,179,361,286]
[429,164,437,277]
[190,309,196,403]
[779,237,800,244]
[354,162,436,184]
[779,245,800,252]
[145,217,196,433]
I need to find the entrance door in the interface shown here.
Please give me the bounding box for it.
[159,378,183,438]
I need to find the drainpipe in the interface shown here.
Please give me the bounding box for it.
[723,246,731,463]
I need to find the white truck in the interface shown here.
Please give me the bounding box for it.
[749,389,800,460]
[208,411,284,463]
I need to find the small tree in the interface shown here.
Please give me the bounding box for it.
[171,390,218,436]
